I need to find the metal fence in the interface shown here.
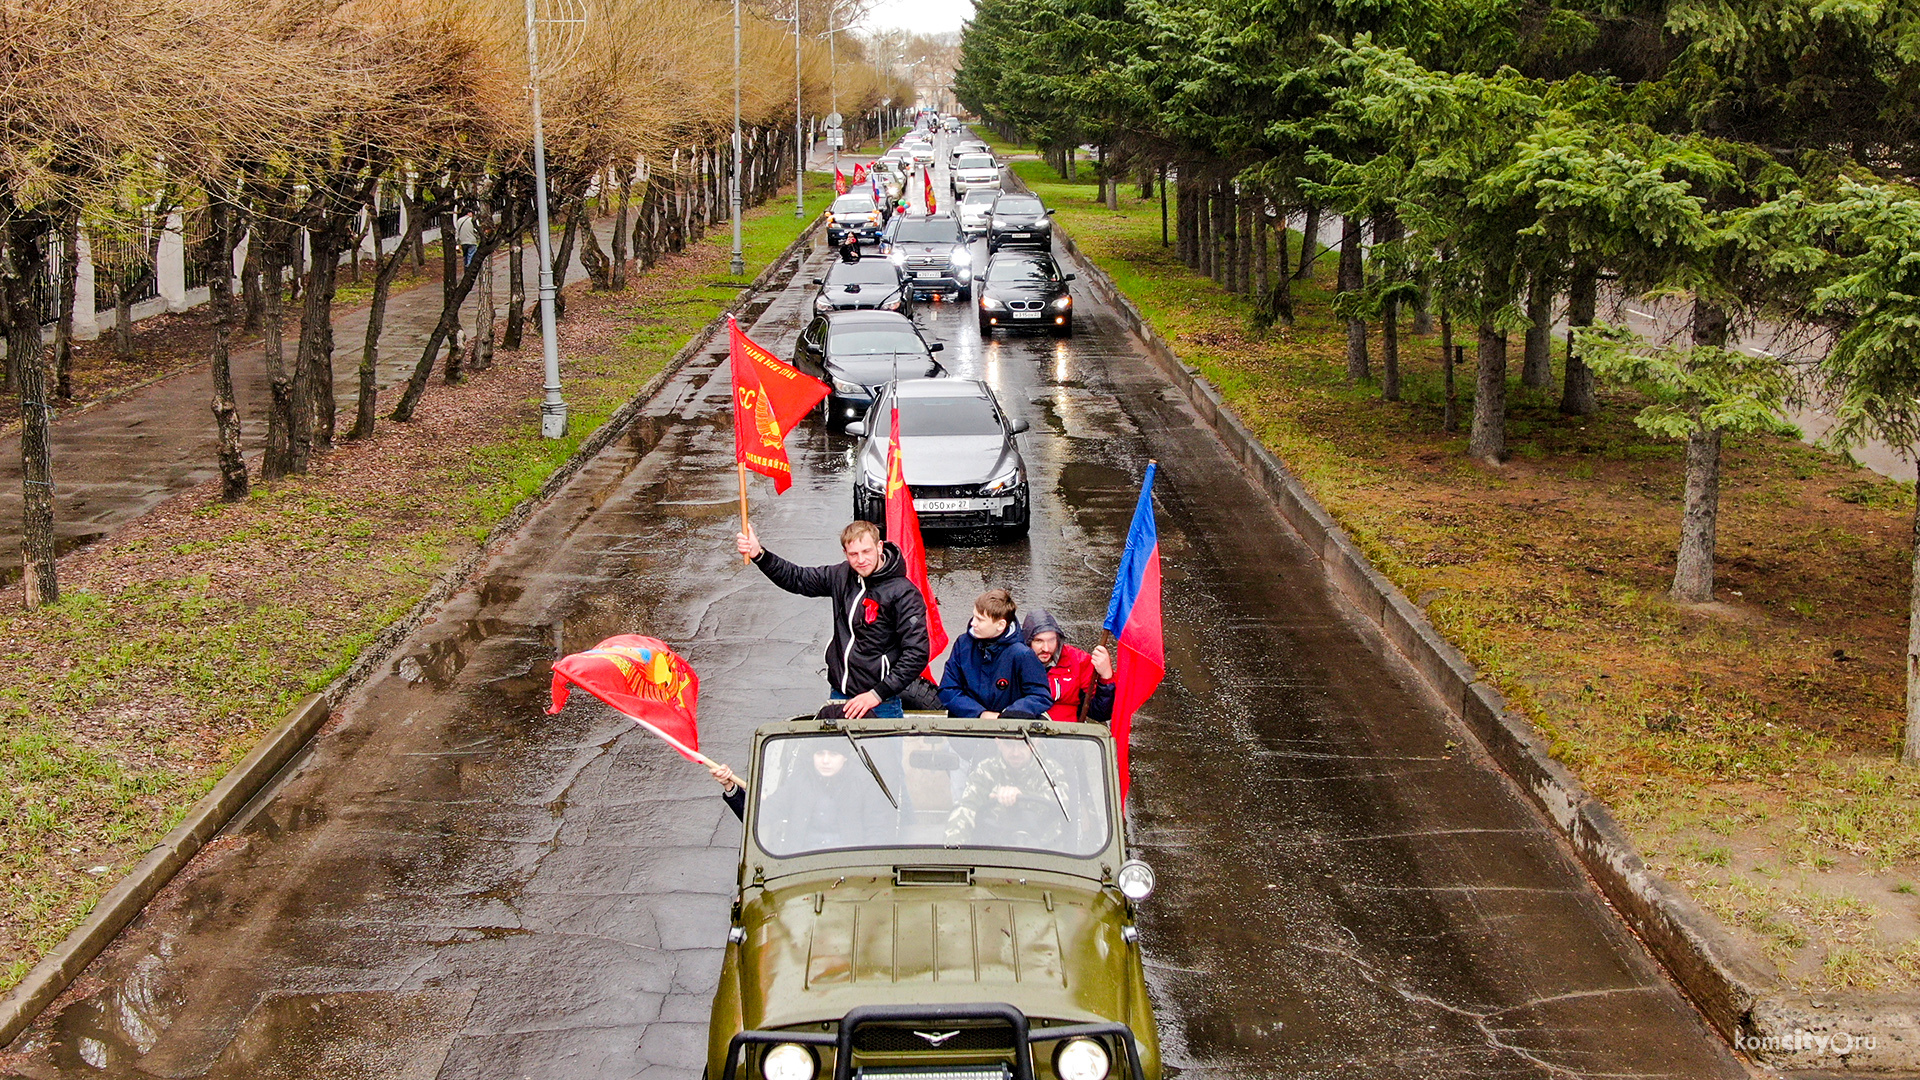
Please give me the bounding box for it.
[92,231,157,310]
[181,209,213,291]
[377,206,403,240]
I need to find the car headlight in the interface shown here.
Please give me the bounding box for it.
[762,1043,817,1080]
[978,295,1005,310]
[1054,1038,1110,1080]
[831,377,864,395]
[889,250,906,268]
[814,295,834,312]
[1117,858,1156,901]
[982,466,1024,494]
[949,248,971,269]
[881,296,902,310]
[1050,295,1072,310]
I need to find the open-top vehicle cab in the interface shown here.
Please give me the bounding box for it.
[707,713,1161,1080]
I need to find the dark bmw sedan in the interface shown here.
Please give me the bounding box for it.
[811,257,912,315]
[847,378,1031,538]
[791,310,945,430]
[977,251,1074,336]
[985,193,1052,252]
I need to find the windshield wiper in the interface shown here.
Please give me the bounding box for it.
[845,730,900,809]
[1021,729,1070,821]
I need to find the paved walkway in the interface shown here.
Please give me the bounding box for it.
[0,223,619,579]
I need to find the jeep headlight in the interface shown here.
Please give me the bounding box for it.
[831,377,864,396]
[1054,1038,1110,1080]
[1117,858,1156,901]
[982,466,1023,495]
[762,1043,816,1080]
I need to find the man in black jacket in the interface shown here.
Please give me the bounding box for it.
[736,519,930,718]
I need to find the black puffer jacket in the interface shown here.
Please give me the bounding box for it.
[752,541,929,700]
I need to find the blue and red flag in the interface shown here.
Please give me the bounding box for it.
[1101,462,1164,802]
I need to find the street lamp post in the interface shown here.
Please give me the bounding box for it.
[729,0,744,276]
[793,0,803,217]
[524,0,567,439]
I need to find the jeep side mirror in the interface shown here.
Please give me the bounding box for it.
[845,420,868,437]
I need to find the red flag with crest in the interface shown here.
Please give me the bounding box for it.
[835,167,848,195]
[730,316,829,493]
[923,168,937,214]
[547,635,703,760]
[885,407,948,674]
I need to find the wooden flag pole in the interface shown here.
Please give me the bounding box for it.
[738,462,750,564]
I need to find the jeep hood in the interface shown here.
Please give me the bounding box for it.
[737,880,1135,1031]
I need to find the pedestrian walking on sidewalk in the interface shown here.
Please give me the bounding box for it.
[736,520,930,719]
[454,207,479,268]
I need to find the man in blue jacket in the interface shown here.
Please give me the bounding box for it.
[939,588,1053,719]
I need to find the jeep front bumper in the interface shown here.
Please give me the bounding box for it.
[721,1002,1147,1080]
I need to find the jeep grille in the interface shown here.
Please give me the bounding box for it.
[854,1025,1016,1053]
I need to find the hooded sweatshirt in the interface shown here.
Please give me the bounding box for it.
[1020,608,1116,724]
[939,616,1052,718]
[752,540,930,700]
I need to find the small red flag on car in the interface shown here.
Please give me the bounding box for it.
[885,406,949,674]
[730,316,829,493]
[548,635,704,761]
[923,168,937,214]
[835,167,848,195]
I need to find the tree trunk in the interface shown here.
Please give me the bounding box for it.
[611,171,631,290]
[260,221,295,481]
[1905,458,1920,765]
[390,233,503,422]
[1522,270,1554,389]
[471,227,496,373]
[5,216,58,607]
[1671,299,1730,602]
[350,218,409,439]
[1253,202,1269,302]
[1340,216,1367,381]
[576,200,612,289]
[1441,309,1458,433]
[1196,182,1213,279]
[52,209,78,401]
[114,273,137,360]
[1263,204,1293,327]
[1294,205,1320,281]
[241,238,263,332]
[1379,213,1401,401]
[205,199,248,500]
[550,200,581,318]
[292,226,339,466]
[407,188,426,270]
[1469,323,1506,461]
[1560,266,1598,416]
[438,201,463,383]
[504,229,526,351]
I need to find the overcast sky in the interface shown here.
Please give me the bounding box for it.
[859,0,973,34]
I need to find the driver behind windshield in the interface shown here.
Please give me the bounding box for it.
[759,743,898,850]
[945,737,1066,848]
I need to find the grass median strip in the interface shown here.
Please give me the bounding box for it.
[1009,156,1920,991]
[0,178,832,994]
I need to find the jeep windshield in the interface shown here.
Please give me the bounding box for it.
[754,733,1110,859]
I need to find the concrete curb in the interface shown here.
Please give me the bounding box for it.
[0,210,827,1051]
[1027,176,1920,1071]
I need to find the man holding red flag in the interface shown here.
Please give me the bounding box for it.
[884,406,948,675]
[730,315,828,494]
[1101,462,1165,802]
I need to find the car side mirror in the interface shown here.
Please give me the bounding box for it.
[928,342,945,353]
[845,420,868,437]
[811,278,824,285]
[1064,273,1076,281]
[1009,417,1030,434]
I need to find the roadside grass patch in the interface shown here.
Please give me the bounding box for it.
[1011,155,1920,990]
[0,180,831,995]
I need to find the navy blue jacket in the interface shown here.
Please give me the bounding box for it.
[939,619,1053,718]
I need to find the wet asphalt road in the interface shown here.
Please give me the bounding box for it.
[2,135,1748,1079]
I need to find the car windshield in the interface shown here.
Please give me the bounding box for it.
[958,155,995,169]
[963,189,999,205]
[894,219,962,243]
[898,392,1004,436]
[832,196,876,215]
[832,329,928,356]
[995,197,1043,216]
[986,258,1056,283]
[826,262,900,286]
[754,733,1110,858]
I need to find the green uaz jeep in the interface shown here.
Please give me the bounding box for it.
[706,713,1162,1080]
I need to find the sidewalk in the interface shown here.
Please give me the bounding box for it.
[0,222,617,580]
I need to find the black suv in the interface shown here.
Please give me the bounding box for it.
[791,310,945,430]
[883,214,973,300]
[977,251,1074,336]
[812,257,912,316]
[986,193,1053,252]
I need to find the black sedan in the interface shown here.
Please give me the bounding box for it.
[977,251,1074,336]
[847,378,1031,538]
[791,310,945,430]
[985,193,1052,252]
[812,257,912,316]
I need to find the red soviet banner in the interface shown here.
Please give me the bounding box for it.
[548,635,705,761]
[731,316,829,493]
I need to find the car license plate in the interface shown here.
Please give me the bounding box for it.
[1012,311,1042,319]
[915,269,940,279]
[915,497,1006,513]
[1010,232,1030,238]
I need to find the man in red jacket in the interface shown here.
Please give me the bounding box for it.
[1019,608,1115,724]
